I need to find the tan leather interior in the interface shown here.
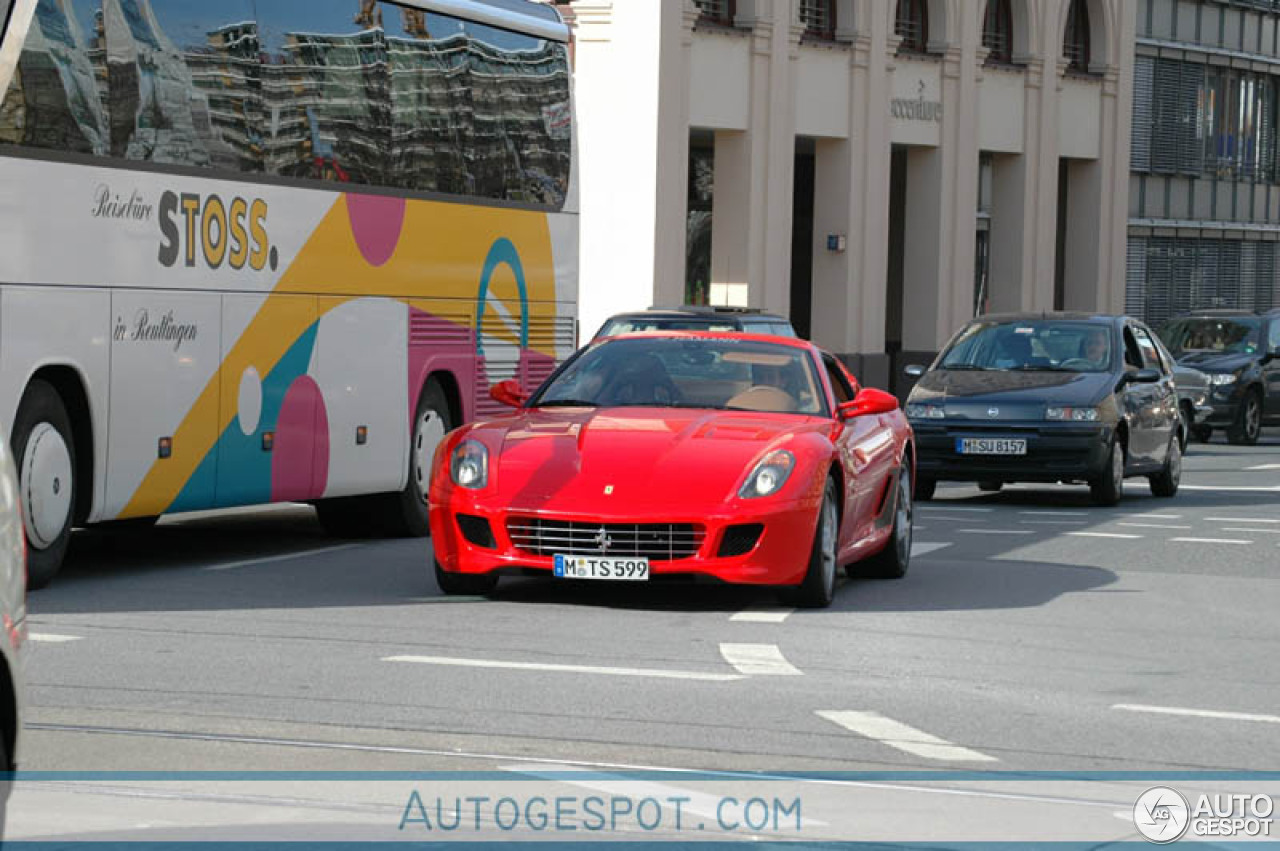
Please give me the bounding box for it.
[725,385,797,412]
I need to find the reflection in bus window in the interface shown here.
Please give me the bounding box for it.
[0,0,108,153]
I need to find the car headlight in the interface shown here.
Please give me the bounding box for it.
[1046,406,1100,422]
[905,403,945,419]
[449,440,489,489]
[1209,373,1238,386]
[739,450,795,499]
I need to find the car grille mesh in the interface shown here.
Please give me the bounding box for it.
[506,517,705,561]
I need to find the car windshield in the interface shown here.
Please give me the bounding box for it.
[531,337,827,415]
[1158,317,1263,356]
[596,318,740,337]
[937,320,1114,372]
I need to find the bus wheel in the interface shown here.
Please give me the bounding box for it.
[385,379,452,537]
[12,380,76,589]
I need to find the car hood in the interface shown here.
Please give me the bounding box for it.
[470,408,828,512]
[1173,351,1255,373]
[910,369,1115,418]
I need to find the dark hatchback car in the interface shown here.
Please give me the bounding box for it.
[593,306,796,340]
[905,314,1183,506]
[1157,309,1280,445]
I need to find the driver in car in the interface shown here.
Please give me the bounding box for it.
[1081,328,1110,369]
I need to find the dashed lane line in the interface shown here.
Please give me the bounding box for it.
[730,608,794,624]
[1246,463,1280,471]
[1115,522,1192,530]
[29,633,83,644]
[203,544,362,571]
[1121,514,1182,521]
[719,644,802,677]
[1066,531,1142,540]
[1205,517,1280,524]
[1019,511,1088,517]
[1221,527,1280,535]
[383,655,744,682]
[1169,537,1252,545]
[910,542,952,557]
[1113,704,1280,725]
[1180,485,1280,492]
[956,529,1033,536]
[815,711,998,763]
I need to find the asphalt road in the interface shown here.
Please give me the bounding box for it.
[8,430,1280,840]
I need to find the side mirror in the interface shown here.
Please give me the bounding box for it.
[1125,368,1162,385]
[903,364,926,378]
[838,388,900,419]
[489,379,528,408]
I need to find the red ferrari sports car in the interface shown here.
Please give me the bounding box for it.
[428,332,916,608]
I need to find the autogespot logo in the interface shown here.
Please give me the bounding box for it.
[1134,786,1191,843]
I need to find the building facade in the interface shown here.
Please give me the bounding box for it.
[572,0,1134,391]
[1129,0,1280,326]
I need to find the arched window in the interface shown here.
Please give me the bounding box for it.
[1063,0,1091,72]
[982,0,1013,64]
[895,0,928,54]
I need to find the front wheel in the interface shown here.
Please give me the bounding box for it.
[434,558,497,596]
[12,380,76,590]
[1149,431,1182,498]
[853,464,913,580]
[788,477,839,609]
[1090,436,1124,507]
[1227,391,1262,446]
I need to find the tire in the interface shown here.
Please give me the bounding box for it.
[788,477,839,609]
[854,463,913,580]
[315,379,452,539]
[977,480,1002,493]
[915,476,936,502]
[1149,431,1181,498]
[434,558,497,596]
[1177,403,1192,453]
[1090,436,1125,507]
[11,380,76,590]
[1227,390,1262,446]
[1191,424,1212,444]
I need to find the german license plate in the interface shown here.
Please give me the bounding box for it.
[553,555,650,580]
[956,437,1027,455]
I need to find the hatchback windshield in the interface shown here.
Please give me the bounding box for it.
[937,321,1114,372]
[1158,317,1263,356]
[531,337,826,415]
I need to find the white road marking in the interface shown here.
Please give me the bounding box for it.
[730,608,794,624]
[957,529,1033,535]
[1066,531,1143,540]
[1114,704,1280,725]
[1122,514,1183,521]
[28,633,82,643]
[202,544,361,571]
[1021,520,1089,526]
[910,542,952,557]
[1206,516,1280,524]
[1170,537,1251,545]
[1116,522,1192,530]
[1181,484,1280,492]
[719,643,802,676]
[917,507,993,513]
[1222,528,1280,535]
[1246,463,1280,471]
[384,655,744,682]
[816,711,998,763]
[1019,511,1088,517]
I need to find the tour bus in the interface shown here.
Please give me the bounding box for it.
[0,0,578,587]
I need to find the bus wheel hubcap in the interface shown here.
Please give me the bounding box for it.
[413,410,447,497]
[22,423,73,549]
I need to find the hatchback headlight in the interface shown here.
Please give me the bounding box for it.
[1209,373,1238,386]
[739,450,795,499]
[449,440,489,489]
[1046,406,1100,422]
[905,403,945,419]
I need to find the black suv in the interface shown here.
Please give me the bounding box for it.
[593,306,796,341]
[1157,309,1280,445]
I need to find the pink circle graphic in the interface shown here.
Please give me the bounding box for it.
[272,376,330,502]
[346,193,407,267]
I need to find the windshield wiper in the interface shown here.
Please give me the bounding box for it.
[534,399,600,408]
[939,364,991,371]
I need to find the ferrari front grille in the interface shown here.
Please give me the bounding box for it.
[505,517,705,561]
